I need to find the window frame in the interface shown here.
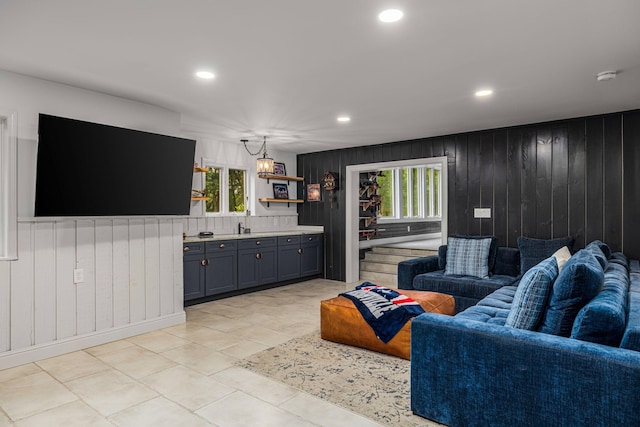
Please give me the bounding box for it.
[201,158,248,216]
[0,111,17,260]
[377,164,442,223]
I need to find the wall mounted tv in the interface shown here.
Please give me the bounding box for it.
[35,114,196,217]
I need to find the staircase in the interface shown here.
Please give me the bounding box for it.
[359,246,437,287]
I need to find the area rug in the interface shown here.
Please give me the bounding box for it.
[236,331,440,426]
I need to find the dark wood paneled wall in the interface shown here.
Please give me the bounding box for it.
[297,110,640,281]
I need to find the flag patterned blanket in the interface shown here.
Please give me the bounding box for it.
[339,282,425,343]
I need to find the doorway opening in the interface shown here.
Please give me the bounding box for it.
[345,157,447,282]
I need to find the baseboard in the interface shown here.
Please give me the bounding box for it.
[0,311,186,370]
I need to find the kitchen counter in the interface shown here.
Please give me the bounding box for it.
[183,226,324,243]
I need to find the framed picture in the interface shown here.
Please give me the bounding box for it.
[272,183,289,199]
[273,162,286,175]
[307,183,321,202]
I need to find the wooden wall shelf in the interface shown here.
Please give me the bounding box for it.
[258,174,303,183]
[194,167,209,173]
[191,196,209,201]
[259,198,304,207]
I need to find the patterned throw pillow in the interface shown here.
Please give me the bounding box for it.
[444,237,492,279]
[505,256,559,330]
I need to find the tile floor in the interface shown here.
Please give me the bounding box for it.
[0,279,388,427]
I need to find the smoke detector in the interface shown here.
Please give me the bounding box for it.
[596,71,617,82]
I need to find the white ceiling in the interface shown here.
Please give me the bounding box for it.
[1,0,639,153]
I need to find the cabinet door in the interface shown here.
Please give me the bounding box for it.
[258,246,278,285]
[277,245,301,281]
[206,251,237,295]
[183,254,205,300]
[301,237,323,277]
[238,248,260,289]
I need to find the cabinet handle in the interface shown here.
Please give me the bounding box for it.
[256,241,261,245]
[297,248,303,254]
[183,246,190,252]
[308,237,313,241]
[287,238,292,242]
[200,259,207,266]
[219,243,225,248]
[256,253,262,259]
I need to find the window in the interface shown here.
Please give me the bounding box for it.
[203,163,247,215]
[228,169,246,213]
[377,165,441,221]
[205,167,221,213]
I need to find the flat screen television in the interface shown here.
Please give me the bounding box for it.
[35,114,196,216]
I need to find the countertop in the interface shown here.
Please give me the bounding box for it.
[183,226,324,243]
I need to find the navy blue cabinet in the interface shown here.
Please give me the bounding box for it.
[183,240,237,301]
[277,234,323,281]
[301,234,323,277]
[237,237,278,289]
[277,235,302,281]
[205,240,238,295]
[183,242,206,300]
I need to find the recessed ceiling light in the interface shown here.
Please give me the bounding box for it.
[195,71,215,80]
[596,70,617,81]
[475,89,493,97]
[378,9,403,23]
[337,116,351,123]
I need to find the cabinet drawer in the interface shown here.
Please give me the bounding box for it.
[237,237,277,249]
[301,234,322,244]
[183,242,204,255]
[205,240,237,253]
[278,235,300,246]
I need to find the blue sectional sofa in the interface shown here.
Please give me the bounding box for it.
[409,242,640,427]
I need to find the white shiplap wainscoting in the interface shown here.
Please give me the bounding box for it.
[0,218,186,370]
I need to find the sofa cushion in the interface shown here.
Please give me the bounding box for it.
[437,245,447,270]
[506,256,558,330]
[539,249,604,336]
[438,235,499,272]
[413,270,517,300]
[571,261,629,346]
[517,236,575,275]
[621,291,640,351]
[456,285,517,326]
[609,252,629,270]
[444,237,492,279]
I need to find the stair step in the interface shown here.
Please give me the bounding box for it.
[363,252,415,264]
[360,261,397,274]
[372,246,438,258]
[359,270,397,287]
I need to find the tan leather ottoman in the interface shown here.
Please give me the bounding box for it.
[320,290,454,360]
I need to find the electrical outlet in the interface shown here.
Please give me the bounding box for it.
[474,208,492,219]
[73,268,84,284]
[407,225,411,232]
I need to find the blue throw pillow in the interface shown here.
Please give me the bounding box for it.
[538,250,604,336]
[571,262,628,346]
[438,236,499,272]
[506,256,558,330]
[444,237,492,279]
[584,240,610,270]
[517,236,575,275]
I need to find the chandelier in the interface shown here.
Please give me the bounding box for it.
[242,136,274,177]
